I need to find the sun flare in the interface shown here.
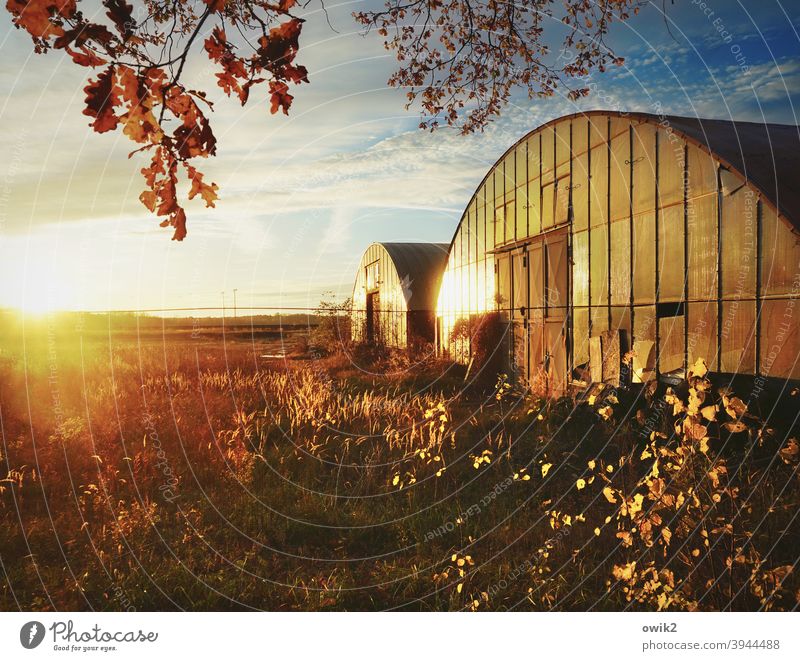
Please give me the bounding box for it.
[17,268,75,316]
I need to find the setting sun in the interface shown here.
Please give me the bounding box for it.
[15,260,77,315]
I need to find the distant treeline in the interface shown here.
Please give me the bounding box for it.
[0,310,321,333]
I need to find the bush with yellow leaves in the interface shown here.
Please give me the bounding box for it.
[580,359,799,610]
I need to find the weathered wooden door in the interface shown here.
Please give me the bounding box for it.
[511,249,528,378]
[527,228,570,394]
[527,241,545,390]
[544,230,569,394]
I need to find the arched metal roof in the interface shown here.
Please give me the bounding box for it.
[374,242,449,311]
[446,110,800,250]
[658,113,800,231]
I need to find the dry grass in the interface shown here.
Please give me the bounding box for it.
[0,320,798,611]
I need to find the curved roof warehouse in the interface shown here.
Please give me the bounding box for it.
[351,242,449,348]
[435,111,800,394]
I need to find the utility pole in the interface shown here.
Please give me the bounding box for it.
[233,288,238,319]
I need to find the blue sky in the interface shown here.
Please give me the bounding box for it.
[0,0,798,313]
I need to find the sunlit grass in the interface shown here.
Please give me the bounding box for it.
[0,324,797,611]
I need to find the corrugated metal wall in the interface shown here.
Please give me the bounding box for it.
[437,113,800,386]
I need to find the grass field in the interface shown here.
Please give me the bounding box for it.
[0,314,798,611]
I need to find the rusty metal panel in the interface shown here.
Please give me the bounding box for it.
[760,299,800,379]
[609,130,631,222]
[720,300,756,374]
[632,123,657,215]
[590,143,608,228]
[658,313,685,374]
[610,218,631,306]
[573,306,590,367]
[721,185,757,298]
[590,223,609,305]
[573,150,590,232]
[687,194,718,301]
[761,203,800,297]
[687,301,718,371]
[658,204,685,302]
[633,211,656,304]
[658,129,684,209]
[572,230,589,306]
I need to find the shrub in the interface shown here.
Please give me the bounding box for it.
[309,293,351,355]
[450,312,507,391]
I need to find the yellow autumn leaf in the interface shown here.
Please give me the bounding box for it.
[541,463,552,477]
[689,357,708,378]
[576,478,586,490]
[628,493,644,517]
[602,486,617,504]
[612,562,636,581]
